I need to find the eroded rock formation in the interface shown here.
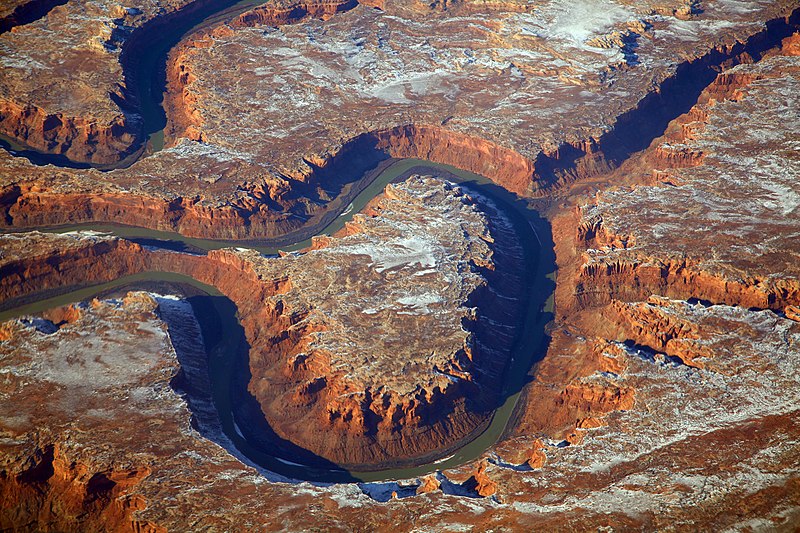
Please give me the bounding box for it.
[573,50,800,314]
[0,0,796,241]
[2,1,800,531]
[0,0,361,165]
[0,176,525,468]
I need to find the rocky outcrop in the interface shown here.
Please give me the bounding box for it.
[462,460,497,497]
[0,100,137,166]
[0,0,363,166]
[0,0,203,165]
[601,297,714,368]
[153,0,800,224]
[0,176,526,469]
[231,0,358,28]
[0,1,794,241]
[4,287,799,530]
[780,31,800,55]
[0,177,353,240]
[560,382,635,416]
[373,125,539,195]
[571,44,800,317]
[575,256,800,312]
[0,444,162,533]
[164,0,360,148]
[524,439,547,469]
[415,474,440,494]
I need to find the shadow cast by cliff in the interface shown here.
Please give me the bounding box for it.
[160,290,360,483]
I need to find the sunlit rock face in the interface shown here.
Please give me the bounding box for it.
[0,176,527,469]
[0,0,795,240]
[575,51,800,311]
[232,175,526,467]
[1,0,800,530]
[165,0,793,192]
[0,0,203,163]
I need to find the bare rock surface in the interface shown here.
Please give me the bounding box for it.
[2,0,800,531]
[0,175,526,468]
[242,176,524,466]
[576,51,800,310]
[0,0,201,163]
[165,0,794,188]
[495,297,800,530]
[1,273,798,530]
[0,0,357,164]
[1,0,798,238]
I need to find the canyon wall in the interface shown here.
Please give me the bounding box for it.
[0,444,163,533]
[0,177,525,468]
[0,238,492,468]
[0,184,312,240]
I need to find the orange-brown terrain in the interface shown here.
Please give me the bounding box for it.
[0,0,200,164]
[0,176,526,469]
[1,0,798,237]
[2,0,800,530]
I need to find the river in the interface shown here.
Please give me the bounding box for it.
[0,158,555,483]
[0,0,555,484]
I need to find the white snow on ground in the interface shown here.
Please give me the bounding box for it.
[507,300,800,518]
[396,292,444,314]
[26,313,165,389]
[333,235,438,273]
[539,0,633,44]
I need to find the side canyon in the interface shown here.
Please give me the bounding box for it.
[1,0,799,530]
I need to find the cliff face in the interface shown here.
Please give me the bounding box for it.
[0,0,65,33]
[0,444,162,533]
[0,0,206,165]
[0,0,362,166]
[0,98,137,166]
[230,0,358,27]
[158,0,800,201]
[5,283,799,530]
[0,292,179,531]
[572,50,800,316]
[0,176,526,468]
[0,1,794,240]
[234,177,525,467]
[164,0,360,148]
[0,184,312,240]
[2,1,800,530]
[575,256,800,312]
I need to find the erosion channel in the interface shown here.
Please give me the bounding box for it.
[0,158,555,483]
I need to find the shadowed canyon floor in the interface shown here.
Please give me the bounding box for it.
[1,0,800,530]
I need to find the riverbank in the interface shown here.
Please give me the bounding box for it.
[0,160,555,482]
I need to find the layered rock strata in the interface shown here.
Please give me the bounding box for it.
[163,0,800,193]
[0,0,200,164]
[573,49,800,313]
[2,2,800,531]
[0,176,525,468]
[0,1,797,240]
[3,287,798,530]
[0,293,175,532]
[0,0,358,165]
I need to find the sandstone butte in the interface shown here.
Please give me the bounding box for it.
[0,176,527,469]
[0,0,798,239]
[1,0,800,530]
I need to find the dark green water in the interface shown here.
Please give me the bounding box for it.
[1,159,556,483]
[0,0,271,170]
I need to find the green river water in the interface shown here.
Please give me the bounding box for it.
[0,0,556,484]
[0,159,555,483]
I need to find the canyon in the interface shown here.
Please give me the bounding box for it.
[2,1,799,237]
[0,176,528,470]
[1,0,800,530]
